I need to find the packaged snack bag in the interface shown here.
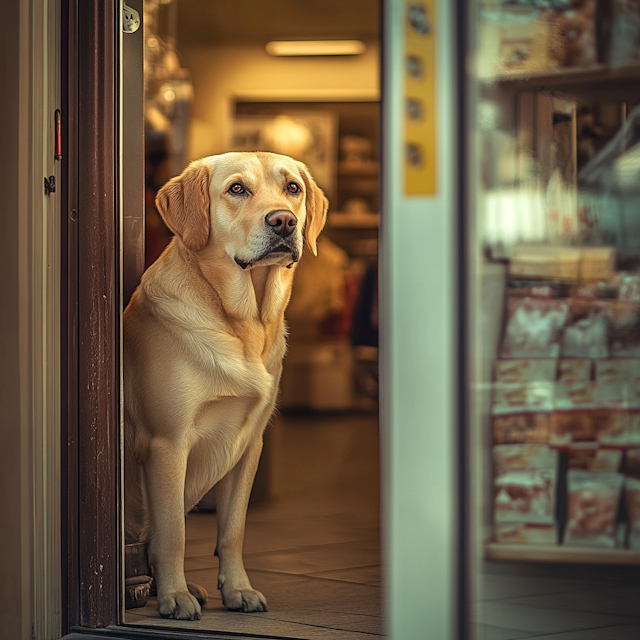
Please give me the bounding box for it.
[560,301,610,358]
[558,358,591,382]
[551,379,598,448]
[494,444,558,472]
[610,302,640,357]
[627,448,640,473]
[564,471,623,547]
[593,409,632,447]
[493,412,550,445]
[568,448,623,472]
[594,358,640,383]
[495,522,558,545]
[495,358,557,383]
[550,410,596,448]
[494,469,557,524]
[493,381,555,414]
[626,476,640,549]
[554,379,596,410]
[501,297,569,359]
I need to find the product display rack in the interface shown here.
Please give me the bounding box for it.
[481,61,640,566]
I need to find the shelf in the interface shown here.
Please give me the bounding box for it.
[327,212,379,229]
[486,542,640,565]
[338,161,379,176]
[496,63,640,103]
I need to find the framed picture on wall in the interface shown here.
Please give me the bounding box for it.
[231,112,338,203]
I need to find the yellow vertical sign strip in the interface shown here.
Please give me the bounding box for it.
[404,0,437,196]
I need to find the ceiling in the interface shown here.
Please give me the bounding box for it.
[175,0,380,45]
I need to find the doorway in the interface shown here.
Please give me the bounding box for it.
[122,1,383,637]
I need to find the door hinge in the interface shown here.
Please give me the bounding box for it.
[44,176,56,195]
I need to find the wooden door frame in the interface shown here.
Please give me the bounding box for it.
[64,0,121,630]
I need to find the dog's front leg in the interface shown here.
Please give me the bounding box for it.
[215,437,268,612]
[145,438,202,620]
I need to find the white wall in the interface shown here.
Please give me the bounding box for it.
[179,41,380,161]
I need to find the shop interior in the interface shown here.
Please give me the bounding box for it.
[125,0,383,637]
[472,3,640,639]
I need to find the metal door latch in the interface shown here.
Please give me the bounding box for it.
[44,176,56,195]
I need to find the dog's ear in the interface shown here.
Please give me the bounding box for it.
[297,162,329,256]
[155,160,211,252]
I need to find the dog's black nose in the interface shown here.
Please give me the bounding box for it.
[265,210,297,238]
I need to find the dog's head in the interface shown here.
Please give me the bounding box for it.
[155,152,329,269]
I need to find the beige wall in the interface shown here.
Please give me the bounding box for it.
[180,41,380,161]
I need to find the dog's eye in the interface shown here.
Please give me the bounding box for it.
[287,182,301,194]
[228,183,245,195]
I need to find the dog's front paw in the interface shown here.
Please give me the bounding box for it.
[158,590,202,620]
[220,584,268,612]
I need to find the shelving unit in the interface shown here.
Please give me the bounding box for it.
[486,543,640,566]
[327,212,379,229]
[482,62,640,567]
[496,63,640,103]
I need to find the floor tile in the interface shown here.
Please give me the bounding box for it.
[519,624,640,640]
[501,586,640,619]
[474,601,640,635]
[476,575,606,602]
[473,623,539,640]
[243,539,380,576]
[308,564,382,586]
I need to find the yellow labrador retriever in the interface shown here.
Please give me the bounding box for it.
[124,152,328,620]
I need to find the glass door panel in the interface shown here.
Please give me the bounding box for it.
[468,3,640,639]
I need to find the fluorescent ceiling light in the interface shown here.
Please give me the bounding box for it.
[266,40,366,57]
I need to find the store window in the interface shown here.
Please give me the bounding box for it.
[122,1,383,637]
[469,2,640,638]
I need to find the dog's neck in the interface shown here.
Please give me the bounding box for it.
[185,242,295,326]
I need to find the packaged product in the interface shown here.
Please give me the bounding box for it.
[550,410,596,448]
[564,470,624,547]
[495,358,557,383]
[626,476,640,549]
[578,248,615,282]
[494,522,558,545]
[595,358,640,382]
[610,302,640,357]
[509,246,580,281]
[493,381,555,414]
[554,379,596,410]
[627,448,640,473]
[501,297,569,358]
[494,469,557,524]
[625,413,640,447]
[558,358,591,382]
[493,444,559,472]
[592,409,632,447]
[549,0,598,68]
[493,412,550,445]
[478,6,552,79]
[568,448,623,472]
[560,302,610,358]
[617,273,640,304]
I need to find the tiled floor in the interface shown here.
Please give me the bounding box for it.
[125,412,640,639]
[125,412,383,639]
[473,563,640,640]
